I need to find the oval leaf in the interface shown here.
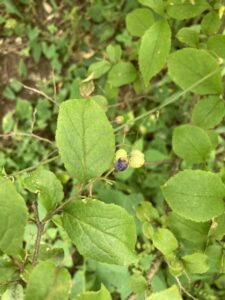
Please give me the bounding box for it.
[162,170,225,222]
[192,96,225,129]
[24,168,64,212]
[147,285,182,300]
[207,34,225,59]
[74,284,111,300]
[152,228,178,256]
[168,48,222,95]
[0,177,28,255]
[167,0,210,20]
[182,252,209,274]
[108,62,137,87]
[139,19,171,86]
[126,8,154,37]
[25,261,71,300]
[56,99,115,183]
[63,199,137,265]
[172,124,212,163]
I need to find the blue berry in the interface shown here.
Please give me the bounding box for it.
[114,158,128,171]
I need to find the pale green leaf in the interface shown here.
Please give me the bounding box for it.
[147,285,182,300]
[2,284,23,300]
[24,168,64,211]
[25,261,71,300]
[63,199,137,265]
[0,178,28,255]
[192,96,225,129]
[74,284,111,300]
[106,44,122,63]
[167,0,210,20]
[176,27,199,47]
[139,19,171,86]
[108,62,137,87]
[172,124,212,163]
[168,48,222,95]
[126,8,154,37]
[88,60,111,79]
[201,11,220,35]
[182,252,209,274]
[138,0,165,15]
[207,34,225,59]
[56,99,115,183]
[152,228,178,256]
[162,170,225,222]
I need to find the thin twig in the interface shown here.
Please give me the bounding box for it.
[12,154,59,176]
[0,132,54,145]
[146,256,163,283]
[21,83,59,107]
[175,277,198,300]
[32,202,45,265]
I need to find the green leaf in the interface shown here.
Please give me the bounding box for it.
[207,34,225,59]
[182,252,209,274]
[168,48,222,95]
[192,96,225,129]
[129,274,147,294]
[167,0,210,20]
[126,8,154,37]
[106,44,122,63]
[63,199,137,265]
[138,0,165,15]
[172,124,212,163]
[201,11,220,35]
[25,261,71,300]
[167,212,210,248]
[2,284,23,300]
[108,62,137,87]
[152,228,178,256]
[147,285,182,300]
[74,284,111,300]
[162,170,225,222]
[87,60,111,79]
[56,99,115,183]
[139,19,171,86]
[24,169,64,212]
[0,178,28,255]
[176,27,199,47]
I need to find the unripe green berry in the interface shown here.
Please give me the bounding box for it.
[129,150,145,168]
[115,149,128,161]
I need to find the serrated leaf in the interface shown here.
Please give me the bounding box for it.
[25,261,71,300]
[182,252,209,274]
[63,199,137,265]
[0,178,28,255]
[139,19,171,86]
[162,170,225,222]
[192,96,225,129]
[152,228,178,256]
[126,8,154,37]
[56,99,115,183]
[74,284,111,300]
[168,48,222,95]
[24,169,64,211]
[172,124,212,163]
[147,285,182,300]
[207,34,225,59]
[138,0,165,15]
[108,62,137,87]
[167,0,210,20]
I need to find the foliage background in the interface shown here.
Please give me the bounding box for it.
[1,0,225,299]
